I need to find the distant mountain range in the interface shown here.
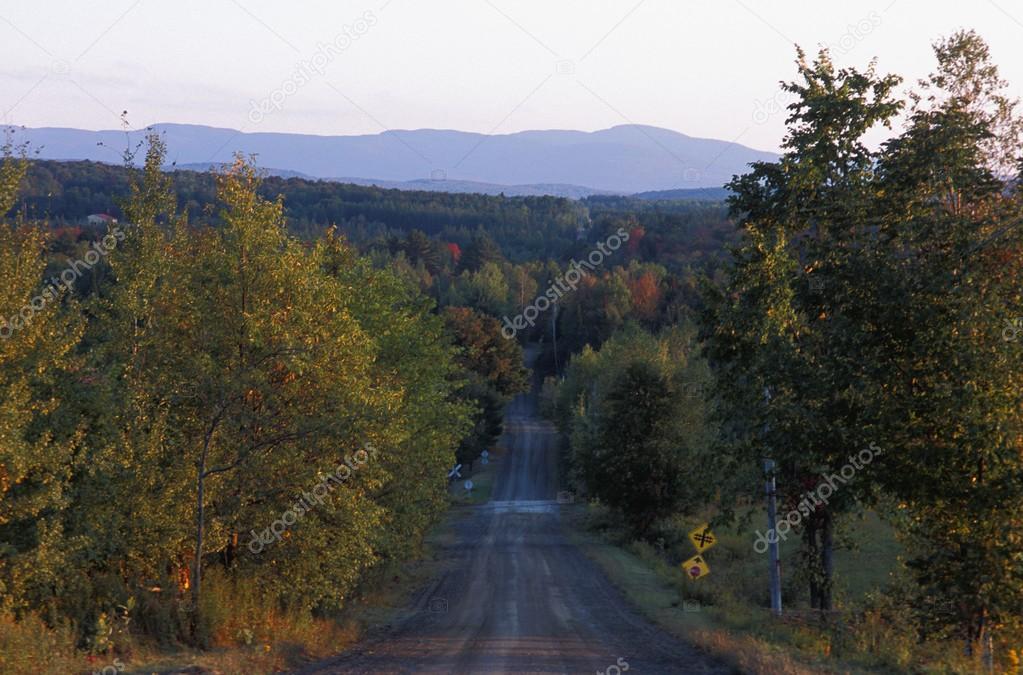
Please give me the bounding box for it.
[172,164,615,199]
[11,123,777,198]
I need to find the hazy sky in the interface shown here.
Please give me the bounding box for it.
[2,0,1022,152]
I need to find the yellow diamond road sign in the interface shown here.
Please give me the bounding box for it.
[682,554,710,580]
[688,523,717,553]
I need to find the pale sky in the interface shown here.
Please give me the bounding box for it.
[1,0,1022,153]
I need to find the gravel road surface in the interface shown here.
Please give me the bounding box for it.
[297,372,730,674]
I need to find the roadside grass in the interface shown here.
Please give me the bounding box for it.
[1,605,348,675]
[0,612,79,675]
[563,503,991,675]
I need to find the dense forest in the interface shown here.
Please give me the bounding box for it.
[16,159,586,259]
[16,156,735,268]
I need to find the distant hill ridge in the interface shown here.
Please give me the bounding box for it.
[171,164,612,198]
[12,123,776,198]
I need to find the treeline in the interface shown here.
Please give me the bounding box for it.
[17,157,738,274]
[15,159,589,259]
[549,31,1023,669]
[0,135,534,665]
[584,197,735,273]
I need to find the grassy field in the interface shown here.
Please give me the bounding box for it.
[563,503,992,674]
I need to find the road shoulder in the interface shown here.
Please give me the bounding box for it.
[561,505,873,675]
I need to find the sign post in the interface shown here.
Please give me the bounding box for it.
[688,523,717,554]
[680,523,716,581]
[681,554,710,580]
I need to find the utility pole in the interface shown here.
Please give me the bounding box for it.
[551,301,559,372]
[763,458,782,616]
[983,629,994,673]
[763,387,782,616]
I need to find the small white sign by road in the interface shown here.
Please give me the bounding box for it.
[464,479,474,492]
[448,464,462,479]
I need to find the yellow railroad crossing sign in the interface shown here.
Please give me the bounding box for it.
[681,554,710,580]
[688,523,717,553]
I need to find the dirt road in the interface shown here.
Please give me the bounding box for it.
[297,378,729,674]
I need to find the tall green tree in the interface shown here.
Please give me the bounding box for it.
[705,47,902,610]
[866,30,1023,656]
[403,228,442,275]
[92,152,400,640]
[318,230,471,574]
[556,326,712,537]
[67,134,191,614]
